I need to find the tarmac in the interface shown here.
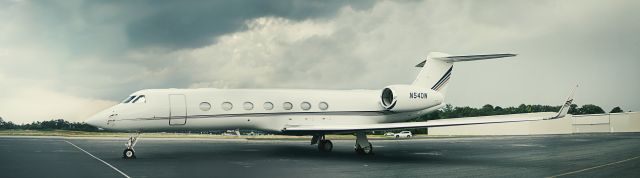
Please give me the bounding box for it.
[1,133,639,178]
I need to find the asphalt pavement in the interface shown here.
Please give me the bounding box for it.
[1,133,639,178]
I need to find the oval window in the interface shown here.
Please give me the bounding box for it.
[243,102,254,110]
[283,102,293,110]
[301,102,311,110]
[264,102,274,110]
[199,102,211,111]
[221,102,233,111]
[319,102,329,110]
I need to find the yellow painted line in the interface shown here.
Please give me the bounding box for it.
[547,155,640,178]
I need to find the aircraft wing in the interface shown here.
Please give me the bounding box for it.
[282,85,577,135]
[282,112,555,134]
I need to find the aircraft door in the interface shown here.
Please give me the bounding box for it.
[169,94,187,125]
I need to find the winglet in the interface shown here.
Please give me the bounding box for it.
[546,84,578,120]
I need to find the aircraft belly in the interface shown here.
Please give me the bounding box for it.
[107,110,422,133]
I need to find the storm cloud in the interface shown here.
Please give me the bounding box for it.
[0,0,638,124]
[123,0,374,49]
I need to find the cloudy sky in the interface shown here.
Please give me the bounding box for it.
[1,0,638,124]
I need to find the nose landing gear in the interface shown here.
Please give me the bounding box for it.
[123,133,141,159]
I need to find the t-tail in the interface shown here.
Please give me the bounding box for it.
[412,52,517,96]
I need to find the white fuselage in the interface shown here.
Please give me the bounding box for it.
[83,52,528,157]
[86,88,444,134]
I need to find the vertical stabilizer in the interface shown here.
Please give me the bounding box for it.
[412,52,517,96]
[412,52,454,94]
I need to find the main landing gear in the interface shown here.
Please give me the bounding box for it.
[123,133,141,159]
[312,135,333,152]
[354,132,374,155]
[310,132,374,155]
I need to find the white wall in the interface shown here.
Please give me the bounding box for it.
[429,112,639,136]
[529,114,573,135]
[610,112,640,132]
[428,119,532,135]
[573,114,610,133]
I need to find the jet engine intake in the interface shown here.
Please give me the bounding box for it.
[380,85,443,112]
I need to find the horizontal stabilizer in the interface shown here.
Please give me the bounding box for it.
[415,53,516,67]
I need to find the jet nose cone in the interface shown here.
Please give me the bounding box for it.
[86,106,116,129]
[85,115,102,127]
[86,110,111,128]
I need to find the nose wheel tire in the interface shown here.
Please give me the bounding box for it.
[123,133,140,159]
[318,140,333,152]
[123,148,136,159]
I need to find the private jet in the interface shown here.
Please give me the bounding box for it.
[85,52,576,159]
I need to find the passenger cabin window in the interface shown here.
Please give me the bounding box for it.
[132,95,146,103]
[199,102,211,111]
[243,102,254,110]
[283,102,293,110]
[319,102,329,110]
[122,95,136,103]
[222,102,233,111]
[301,102,311,110]
[263,102,274,110]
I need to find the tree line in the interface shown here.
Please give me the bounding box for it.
[405,104,624,134]
[0,104,628,131]
[0,118,100,131]
[412,104,623,122]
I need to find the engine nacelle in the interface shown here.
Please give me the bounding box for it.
[380,85,443,112]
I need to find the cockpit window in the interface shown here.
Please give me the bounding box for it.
[122,95,137,103]
[132,95,146,103]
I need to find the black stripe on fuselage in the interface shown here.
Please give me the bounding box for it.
[118,110,399,121]
[431,66,453,90]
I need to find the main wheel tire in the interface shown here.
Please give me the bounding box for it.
[123,148,136,159]
[355,143,373,155]
[395,135,399,139]
[407,135,411,138]
[355,144,364,155]
[323,140,333,152]
[318,140,333,152]
[362,143,373,155]
[318,141,325,152]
